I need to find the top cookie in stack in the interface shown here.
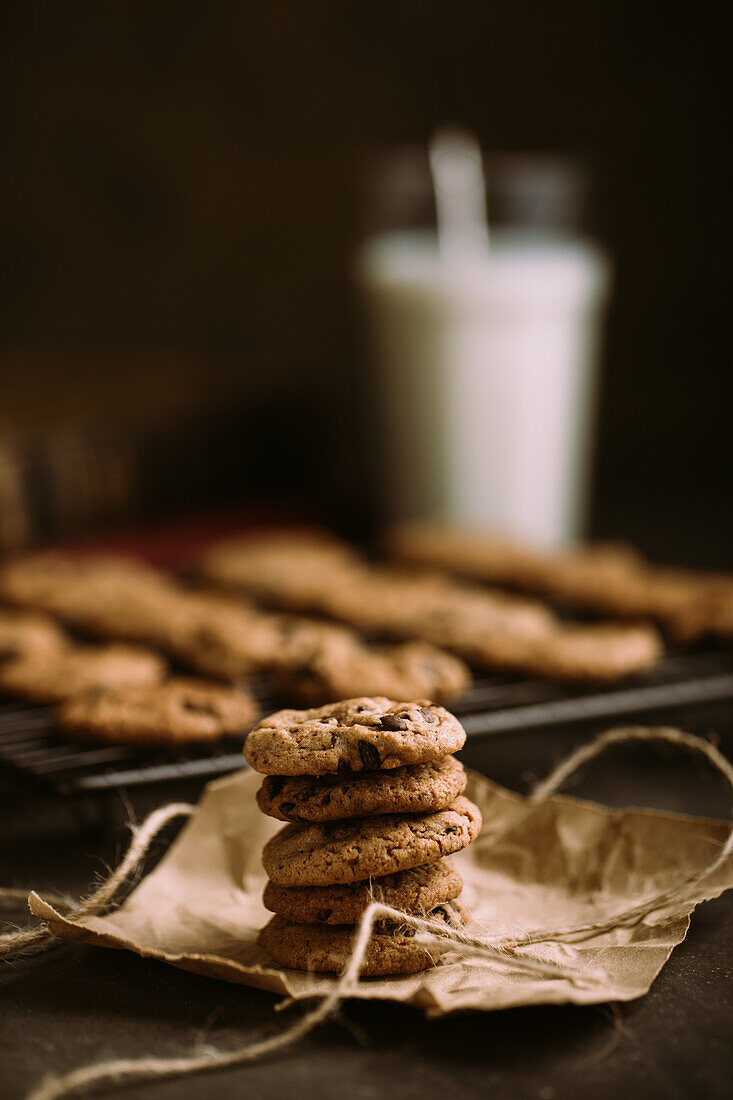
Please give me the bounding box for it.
[246,697,482,977]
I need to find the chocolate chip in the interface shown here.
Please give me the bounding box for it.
[358,740,381,769]
[81,685,109,702]
[181,699,219,718]
[265,777,286,797]
[316,909,333,922]
[445,825,460,835]
[379,715,410,731]
[279,802,295,816]
[418,706,438,723]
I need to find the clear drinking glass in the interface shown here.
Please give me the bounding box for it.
[356,151,611,548]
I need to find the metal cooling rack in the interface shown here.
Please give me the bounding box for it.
[2,649,733,797]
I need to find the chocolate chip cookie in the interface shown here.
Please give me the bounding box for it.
[168,590,360,679]
[261,796,482,886]
[0,552,189,645]
[323,567,555,643]
[523,622,663,681]
[262,859,462,924]
[668,581,733,643]
[280,640,471,706]
[244,697,466,776]
[0,641,166,703]
[258,902,464,976]
[0,608,65,666]
[388,522,733,643]
[57,676,258,744]
[256,755,467,823]
[198,531,362,611]
[0,552,97,610]
[387,521,550,588]
[165,594,285,679]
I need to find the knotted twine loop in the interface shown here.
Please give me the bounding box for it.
[3,726,731,1100]
[0,803,193,959]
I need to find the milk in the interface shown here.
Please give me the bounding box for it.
[357,229,610,547]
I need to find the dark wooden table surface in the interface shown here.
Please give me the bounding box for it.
[2,697,732,1100]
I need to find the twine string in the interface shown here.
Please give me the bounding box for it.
[521,727,733,944]
[1,726,730,1100]
[21,898,604,1100]
[0,803,193,959]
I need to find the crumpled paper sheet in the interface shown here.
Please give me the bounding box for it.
[30,768,733,1016]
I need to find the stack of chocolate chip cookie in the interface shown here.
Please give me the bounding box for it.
[245,697,482,977]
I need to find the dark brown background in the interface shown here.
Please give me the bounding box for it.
[1,2,730,561]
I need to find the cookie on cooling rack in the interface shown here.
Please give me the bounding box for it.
[57,677,258,744]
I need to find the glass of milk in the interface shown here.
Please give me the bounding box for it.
[356,138,611,548]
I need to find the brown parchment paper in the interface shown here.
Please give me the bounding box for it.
[29,768,733,1016]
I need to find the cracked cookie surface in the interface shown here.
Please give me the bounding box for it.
[262,858,462,924]
[244,697,466,776]
[257,755,467,823]
[261,795,482,886]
